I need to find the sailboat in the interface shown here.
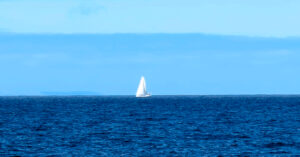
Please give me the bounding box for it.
[136,76,151,97]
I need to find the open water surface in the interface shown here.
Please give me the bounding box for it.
[0,96,299,156]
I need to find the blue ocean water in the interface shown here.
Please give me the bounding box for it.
[0,96,299,156]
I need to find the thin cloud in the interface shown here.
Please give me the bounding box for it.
[69,2,105,16]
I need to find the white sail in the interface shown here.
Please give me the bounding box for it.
[136,76,151,97]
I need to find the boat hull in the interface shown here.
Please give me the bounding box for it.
[136,94,151,98]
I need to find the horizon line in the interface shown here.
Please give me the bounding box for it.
[1,32,299,39]
[1,94,300,97]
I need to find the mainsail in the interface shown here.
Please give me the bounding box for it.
[136,76,151,97]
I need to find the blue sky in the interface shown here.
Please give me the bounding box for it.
[0,34,299,95]
[0,1,300,95]
[0,0,300,37]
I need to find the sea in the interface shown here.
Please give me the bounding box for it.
[0,96,299,156]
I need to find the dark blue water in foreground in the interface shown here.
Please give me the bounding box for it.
[0,96,299,156]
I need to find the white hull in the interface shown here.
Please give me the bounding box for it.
[136,94,151,98]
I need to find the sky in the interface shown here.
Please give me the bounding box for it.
[0,0,300,95]
[0,0,300,37]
